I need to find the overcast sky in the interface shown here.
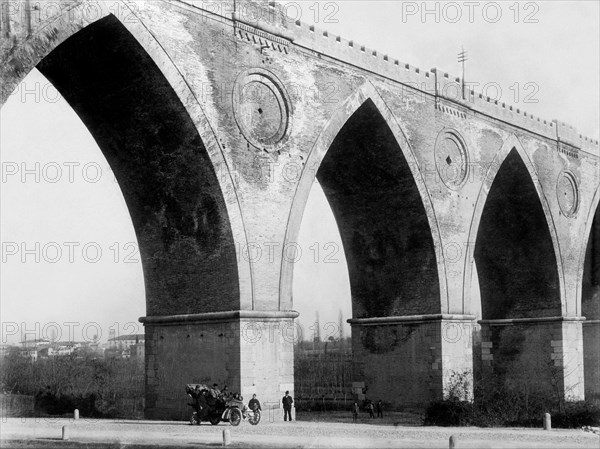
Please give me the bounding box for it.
[1,1,598,345]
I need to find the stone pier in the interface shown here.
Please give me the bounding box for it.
[479,318,585,402]
[350,315,475,408]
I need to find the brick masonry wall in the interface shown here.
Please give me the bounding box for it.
[145,321,241,420]
[350,318,473,409]
[351,321,441,408]
[35,15,241,317]
[479,321,584,401]
[318,100,440,318]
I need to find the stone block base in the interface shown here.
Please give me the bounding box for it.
[478,317,585,401]
[348,314,475,410]
[583,320,600,400]
[141,310,298,420]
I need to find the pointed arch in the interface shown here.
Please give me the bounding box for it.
[0,3,253,311]
[579,185,600,317]
[279,81,446,314]
[466,135,564,318]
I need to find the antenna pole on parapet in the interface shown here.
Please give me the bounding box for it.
[25,0,32,36]
[458,46,468,100]
[1,0,12,38]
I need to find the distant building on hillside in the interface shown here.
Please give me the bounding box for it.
[18,338,51,361]
[16,339,102,360]
[20,338,51,348]
[108,334,145,349]
[107,334,145,360]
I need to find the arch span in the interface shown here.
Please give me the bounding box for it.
[471,141,572,403]
[1,4,252,313]
[579,186,600,316]
[280,82,446,314]
[473,147,561,318]
[581,192,600,399]
[464,135,565,317]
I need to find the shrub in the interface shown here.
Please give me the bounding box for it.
[552,401,600,428]
[424,396,600,428]
[423,399,474,426]
[1,354,144,419]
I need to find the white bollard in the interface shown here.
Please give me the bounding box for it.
[449,435,457,448]
[74,409,79,420]
[62,425,69,440]
[222,428,231,446]
[543,413,551,430]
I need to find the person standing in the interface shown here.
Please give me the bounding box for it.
[189,385,206,424]
[189,386,200,423]
[376,400,383,419]
[352,402,359,423]
[367,400,375,418]
[282,390,293,422]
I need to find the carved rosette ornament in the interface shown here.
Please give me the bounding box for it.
[434,129,469,190]
[556,171,579,217]
[232,68,291,151]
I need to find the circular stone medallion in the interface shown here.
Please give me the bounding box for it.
[232,69,291,150]
[434,129,469,190]
[557,171,579,217]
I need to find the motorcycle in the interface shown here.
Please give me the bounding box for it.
[242,405,261,425]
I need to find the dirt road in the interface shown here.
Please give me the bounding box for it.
[1,417,598,448]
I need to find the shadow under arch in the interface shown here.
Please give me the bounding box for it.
[464,135,565,317]
[280,82,446,317]
[578,185,600,317]
[2,10,251,315]
[581,186,600,400]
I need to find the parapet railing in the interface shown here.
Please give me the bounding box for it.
[2,0,598,156]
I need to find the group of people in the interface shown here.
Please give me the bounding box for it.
[189,383,237,421]
[352,399,383,422]
[207,383,234,400]
[190,384,294,422]
[191,384,384,423]
[189,382,264,423]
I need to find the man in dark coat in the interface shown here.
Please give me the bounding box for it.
[366,400,375,418]
[190,386,207,424]
[249,394,261,412]
[282,390,293,421]
[376,400,383,418]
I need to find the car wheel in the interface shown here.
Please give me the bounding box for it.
[229,408,242,426]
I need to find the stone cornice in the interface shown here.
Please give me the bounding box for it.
[348,314,476,326]
[479,316,586,326]
[140,310,299,325]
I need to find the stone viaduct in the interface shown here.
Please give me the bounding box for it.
[1,0,598,420]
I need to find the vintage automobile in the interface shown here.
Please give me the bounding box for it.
[186,384,244,426]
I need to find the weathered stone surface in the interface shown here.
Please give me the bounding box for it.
[1,0,598,418]
[479,319,586,401]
